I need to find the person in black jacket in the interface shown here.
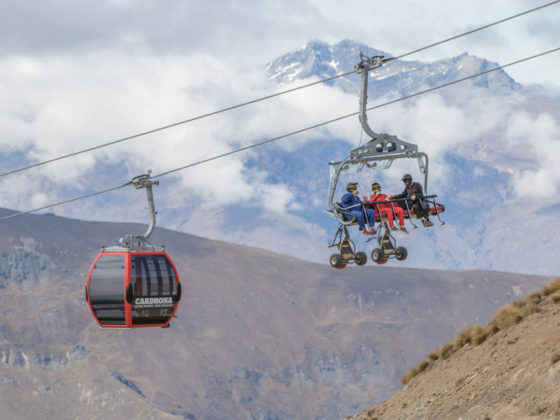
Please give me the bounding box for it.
[391,174,433,227]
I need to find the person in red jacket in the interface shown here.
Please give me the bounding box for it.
[366,183,408,233]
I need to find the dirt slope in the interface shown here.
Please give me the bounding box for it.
[348,280,560,420]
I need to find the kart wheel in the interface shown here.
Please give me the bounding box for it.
[371,248,385,263]
[395,247,408,261]
[355,251,367,266]
[330,253,343,268]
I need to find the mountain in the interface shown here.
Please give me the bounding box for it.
[0,208,552,419]
[267,39,520,96]
[210,38,560,275]
[3,39,559,277]
[347,278,560,419]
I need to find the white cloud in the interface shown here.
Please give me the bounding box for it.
[310,0,560,86]
[1,40,557,219]
[506,112,560,199]
[0,49,306,212]
[238,77,358,151]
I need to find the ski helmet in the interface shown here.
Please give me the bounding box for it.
[346,182,358,192]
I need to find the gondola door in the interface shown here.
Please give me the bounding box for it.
[87,252,129,327]
[129,252,180,327]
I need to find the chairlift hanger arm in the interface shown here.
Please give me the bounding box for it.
[355,53,401,141]
[353,53,428,158]
[350,52,429,191]
[121,171,160,248]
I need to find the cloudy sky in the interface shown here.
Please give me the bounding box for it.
[0,0,559,260]
[1,0,558,81]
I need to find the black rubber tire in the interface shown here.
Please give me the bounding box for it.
[395,247,408,261]
[371,248,385,263]
[330,253,343,268]
[355,251,367,266]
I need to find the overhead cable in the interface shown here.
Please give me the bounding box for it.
[0,70,354,179]
[0,0,558,179]
[388,0,560,62]
[0,183,131,221]
[1,46,558,222]
[152,47,560,179]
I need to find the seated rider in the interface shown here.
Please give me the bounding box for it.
[341,182,377,235]
[366,182,408,233]
[391,174,433,227]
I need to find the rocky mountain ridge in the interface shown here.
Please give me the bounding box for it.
[267,39,520,97]
[0,208,553,419]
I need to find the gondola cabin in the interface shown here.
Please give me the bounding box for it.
[86,247,181,328]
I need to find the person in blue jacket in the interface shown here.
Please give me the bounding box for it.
[341,182,377,235]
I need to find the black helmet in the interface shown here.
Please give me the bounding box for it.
[402,174,412,182]
[371,182,381,191]
[346,182,358,192]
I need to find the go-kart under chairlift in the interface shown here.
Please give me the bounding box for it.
[325,53,445,268]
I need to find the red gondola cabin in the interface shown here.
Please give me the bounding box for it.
[86,247,181,328]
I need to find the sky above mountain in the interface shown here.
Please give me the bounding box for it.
[0,1,559,275]
[0,1,558,85]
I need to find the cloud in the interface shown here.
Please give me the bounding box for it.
[506,112,560,199]
[2,0,559,85]
[1,39,557,221]
[237,77,358,150]
[0,0,323,67]
[3,49,361,215]
[1,0,559,229]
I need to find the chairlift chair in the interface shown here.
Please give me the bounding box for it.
[325,53,445,268]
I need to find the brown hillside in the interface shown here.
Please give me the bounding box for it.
[0,208,553,419]
[348,278,560,420]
